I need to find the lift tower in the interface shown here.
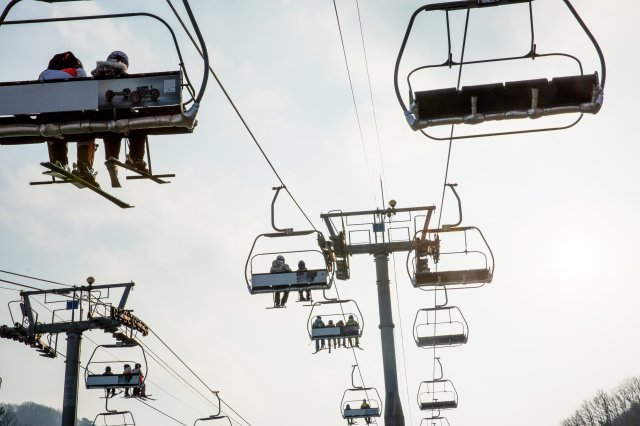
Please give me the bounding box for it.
[321,202,436,426]
[0,278,148,426]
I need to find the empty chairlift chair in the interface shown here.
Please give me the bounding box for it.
[412,225,494,289]
[393,0,606,140]
[92,411,136,426]
[420,417,451,426]
[417,379,458,411]
[413,306,469,348]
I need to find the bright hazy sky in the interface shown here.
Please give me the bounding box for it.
[0,1,638,425]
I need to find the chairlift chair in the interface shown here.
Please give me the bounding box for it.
[245,187,334,301]
[394,0,606,140]
[0,0,209,205]
[193,392,232,425]
[413,306,469,348]
[341,388,382,424]
[85,343,148,393]
[419,416,451,426]
[417,379,458,411]
[92,410,136,426]
[308,299,364,350]
[411,224,494,289]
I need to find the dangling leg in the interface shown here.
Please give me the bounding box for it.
[274,292,281,308]
[47,140,69,171]
[75,139,100,188]
[281,291,289,307]
[126,131,149,173]
[104,135,122,188]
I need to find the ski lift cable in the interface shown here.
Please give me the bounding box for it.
[0,269,72,288]
[431,8,471,383]
[436,8,470,230]
[390,252,414,426]
[163,0,317,232]
[0,286,21,292]
[332,0,379,206]
[134,397,188,426]
[147,328,254,426]
[0,277,42,291]
[354,0,388,191]
[130,331,222,412]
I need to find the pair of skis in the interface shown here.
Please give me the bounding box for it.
[38,159,171,208]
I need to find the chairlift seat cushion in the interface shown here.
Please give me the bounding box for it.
[419,401,458,410]
[550,74,599,106]
[503,78,550,109]
[414,87,466,120]
[0,71,192,145]
[416,333,467,347]
[409,73,601,129]
[344,408,381,418]
[86,373,140,389]
[311,325,360,339]
[414,268,491,286]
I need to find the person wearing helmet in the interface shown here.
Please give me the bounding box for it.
[311,315,325,352]
[91,50,150,187]
[39,51,100,187]
[361,399,372,424]
[346,315,360,348]
[296,260,312,302]
[102,366,115,397]
[132,363,146,397]
[122,364,132,397]
[270,255,291,307]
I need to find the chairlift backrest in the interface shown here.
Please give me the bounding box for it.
[0,71,193,145]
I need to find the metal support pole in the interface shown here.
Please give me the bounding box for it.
[374,252,405,426]
[61,331,82,426]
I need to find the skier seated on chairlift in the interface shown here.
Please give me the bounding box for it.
[361,399,372,424]
[345,404,356,425]
[91,50,150,188]
[346,315,360,348]
[336,319,346,348]
[270,255,291,308]
[132,363,146,397]
[39,51,99,188]
[296,260,312,302]
[103,366,115,397]
[122,364,133,397]
[326,320,337,352]
[312,315,325,353]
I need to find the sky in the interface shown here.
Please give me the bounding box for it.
[0,0,638,425]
